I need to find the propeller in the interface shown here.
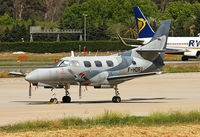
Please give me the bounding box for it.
[68,69,91,99]
[79,82,82,99]
[29,83,32,98]
[85,81,88,91]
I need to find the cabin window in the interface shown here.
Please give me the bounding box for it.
[95,61,102,67]
[132,60,136,65]
[59,61,70,67]
[106,60,114,67]
[84,61,91,67]
[71,60,79,66]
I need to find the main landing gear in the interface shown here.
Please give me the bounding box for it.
[62,84,71,103]
[112,85,121,103]
[182,56,188,61]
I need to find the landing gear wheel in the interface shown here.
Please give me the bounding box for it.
[182,56,188,61]
[62,96,71,103]
[50,98,58,104]
[112,96,121,103]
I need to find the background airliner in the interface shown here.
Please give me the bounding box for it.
[133,6,200,61]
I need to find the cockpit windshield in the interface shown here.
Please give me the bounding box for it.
[59,61,70,67]
[54,60,63,67]
[59,60,79,67]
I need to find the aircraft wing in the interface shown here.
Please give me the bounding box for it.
[9,72,26,76]
[165,47,189,54]
[107,72,159,84]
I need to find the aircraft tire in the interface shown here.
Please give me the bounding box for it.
[196,52,200,58]
[50,98,58,104]
[112,96,121,103]
[62,96,71,103]
[182,56,188,61]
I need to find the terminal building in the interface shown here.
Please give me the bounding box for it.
[30,26,83,42]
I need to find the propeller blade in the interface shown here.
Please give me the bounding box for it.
[29,83,32,98]
[85,81,88,91]
[79,83,82,99]
[68,69,77,78]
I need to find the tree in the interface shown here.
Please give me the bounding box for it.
[194,10,200,36]
[61,0,160,40]
[2,27,11,41]
[163,1,193,21]
[0,13,15,26]
[12,0,47,21]
[173,18,186,36]
[0,0,13,17]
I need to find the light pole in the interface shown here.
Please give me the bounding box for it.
[83,14,87,41]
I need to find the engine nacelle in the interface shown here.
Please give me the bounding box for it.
[34,82,63,89]
[94,85,114,88]
[184,50,199,58]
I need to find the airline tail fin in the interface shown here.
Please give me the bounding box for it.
[134,6,154,38]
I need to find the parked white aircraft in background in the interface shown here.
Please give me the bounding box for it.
[133,6,200,61]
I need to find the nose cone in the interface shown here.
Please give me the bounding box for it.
[25,70,38,82]
[25,68,55,82]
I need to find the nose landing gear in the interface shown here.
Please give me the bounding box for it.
[112,85,121,103]
[50,97,58,104]
[49,88,60,104]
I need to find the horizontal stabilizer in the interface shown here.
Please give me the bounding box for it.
[166,48,189,53]
[128,45,140,48]
[9,72,26,76]
[136,49,165,52]
[117,33,144,46]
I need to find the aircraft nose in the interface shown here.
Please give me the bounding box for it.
[25,71,37,82]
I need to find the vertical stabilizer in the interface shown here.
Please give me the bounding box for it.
[136,20,171,62]
[134,6,154,38]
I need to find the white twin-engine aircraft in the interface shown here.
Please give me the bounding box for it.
[9,20,171,103]
[119,7,200,61]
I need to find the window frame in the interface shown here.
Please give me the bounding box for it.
[106,60,114,67]
[84,61,92,68]
[94,60,102,67]
[59,60,70,67]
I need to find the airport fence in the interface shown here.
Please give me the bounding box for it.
[0,41,135,53]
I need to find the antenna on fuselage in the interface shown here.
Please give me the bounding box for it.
[71,51,74,57]
[95,50,98,56]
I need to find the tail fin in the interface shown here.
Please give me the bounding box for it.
[137,20,171,62]
[134,6,154,38]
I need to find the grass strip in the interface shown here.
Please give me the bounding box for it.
[0,62,54,66]
[163,64,200,73]
[1,110,200,133]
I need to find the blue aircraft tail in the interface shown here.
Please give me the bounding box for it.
[134,6,155,38]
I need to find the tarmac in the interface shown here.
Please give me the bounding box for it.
[0,72,200,126]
